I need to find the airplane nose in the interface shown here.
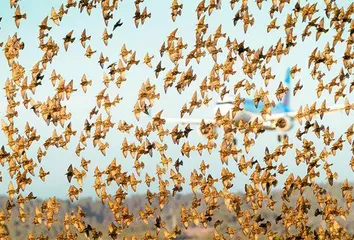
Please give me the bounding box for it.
[234,112,252,124]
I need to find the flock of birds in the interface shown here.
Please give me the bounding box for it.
[0,0,354,239]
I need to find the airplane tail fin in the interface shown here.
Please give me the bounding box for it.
[282,67,291,112]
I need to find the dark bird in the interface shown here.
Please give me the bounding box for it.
[113,19,123,31]
[36,72,44,81]
[65,164,74,183]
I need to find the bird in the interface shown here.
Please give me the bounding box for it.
[113,19,123,31]
[13,6,26,28]
[102,28,112,46]
[85,45,96,58]
[65,164,74,183]
[80,29,91,48]
[80,74,92,93]
[63,30,75,51]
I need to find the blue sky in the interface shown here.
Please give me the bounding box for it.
[0,1,353,199]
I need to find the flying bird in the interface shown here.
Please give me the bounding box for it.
[113,19,123,31]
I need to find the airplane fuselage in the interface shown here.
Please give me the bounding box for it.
[214,97,294,132]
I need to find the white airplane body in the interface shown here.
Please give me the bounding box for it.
[164,68,350,138]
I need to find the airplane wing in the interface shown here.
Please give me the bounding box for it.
[263,103,348,121]
[163,117,215,125]
[164,115,282,132]
[260,103,350,131]
[276,104,347,120]
[164,103,351,130]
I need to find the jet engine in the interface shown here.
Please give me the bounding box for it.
[198,122,218,138]
[274,117,292,132]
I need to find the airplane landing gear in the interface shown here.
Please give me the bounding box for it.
[277,134,288,142]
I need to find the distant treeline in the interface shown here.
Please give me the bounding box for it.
[0,183,353,239]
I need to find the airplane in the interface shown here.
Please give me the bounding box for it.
[164,68,351,141]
